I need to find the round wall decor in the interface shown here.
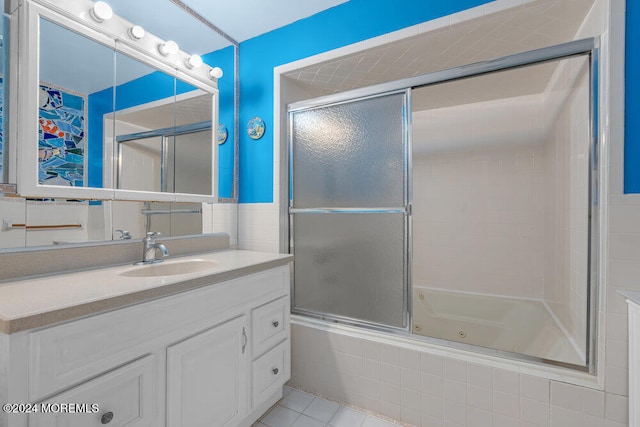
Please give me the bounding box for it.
[247,117,265,140]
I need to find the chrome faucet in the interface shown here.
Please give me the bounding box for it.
[134,231,169,265]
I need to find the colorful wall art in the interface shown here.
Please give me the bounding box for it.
[38,83,86,186]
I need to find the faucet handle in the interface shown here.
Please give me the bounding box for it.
[145,231,162,240]
[115,229,131,240]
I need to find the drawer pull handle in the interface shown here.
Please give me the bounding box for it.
[272,367,279,375]
[101,411,114,424]
[272,321,279,328]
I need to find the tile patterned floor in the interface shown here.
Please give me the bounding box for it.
[253,387,402,427]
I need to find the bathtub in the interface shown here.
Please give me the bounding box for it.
[412,287,585,366]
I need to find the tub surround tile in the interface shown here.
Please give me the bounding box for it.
[400,349,421,371]
[443,358,467,382]
[421,353,444,376]
[401,368,421,391]
[550,406,583,427]
[400,406,421,425]
[467,406,492,427]
[493,369,520,395]
[421,393,444,418]
[581,387,605,419]
[520,375,550,403]
[493,413,521,427]
[521,397,550,426]
[467,384,492,411]
[604,394,628,424]
[467,363,493,389]
[493,390,520,419]
[443,379,466,404]
[550,381,583,411]
[443,399,466,426]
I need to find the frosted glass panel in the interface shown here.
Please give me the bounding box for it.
[293,213,406,328]
[291,93,406,208]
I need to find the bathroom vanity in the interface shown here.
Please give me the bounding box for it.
[0,249,293,427]
[622,291,640,427]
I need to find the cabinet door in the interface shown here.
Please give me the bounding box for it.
[167,315,248,427]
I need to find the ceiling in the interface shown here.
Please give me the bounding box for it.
[107,0,349,54]
[283,0,595,95]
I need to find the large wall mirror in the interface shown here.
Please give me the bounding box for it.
[0,0,238,250]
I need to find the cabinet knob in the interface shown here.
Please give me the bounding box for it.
[101,411,114,424]
[272,367,279,375]
[272,321,279,328]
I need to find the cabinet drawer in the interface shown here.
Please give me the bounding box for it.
[30,355,155,427]
[252,296,289,357]
[252,340,289,407]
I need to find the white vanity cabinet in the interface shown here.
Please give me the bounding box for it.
[0,264,291,427]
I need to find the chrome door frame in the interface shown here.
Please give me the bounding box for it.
[285,37,600,373]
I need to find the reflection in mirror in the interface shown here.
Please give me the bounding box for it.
[108,48,176,193]
[111,200,203,240]
[0,197,26,248]
[38,18,114,188]
[169,85,213,195]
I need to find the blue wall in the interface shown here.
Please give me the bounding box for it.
[626,0,639,193]
[238,0,495,203]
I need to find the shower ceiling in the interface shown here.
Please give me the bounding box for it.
[283,0,597,107]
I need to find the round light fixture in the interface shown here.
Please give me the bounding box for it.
[186,55,203,69]
[90,1,113,22]
[158,40,179,56]
[208,67,223,80]
[128,25,145,40]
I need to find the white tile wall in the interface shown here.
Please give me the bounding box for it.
[412,144,547,299]
[210,202,239,247]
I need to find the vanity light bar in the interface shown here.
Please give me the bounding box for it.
[44,0,222,86]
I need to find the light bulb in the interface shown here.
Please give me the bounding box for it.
[128,25,145,40]
[90,1,113,22]
[208,67,223,80]
[186,55,203,69]
[158,40,179,56]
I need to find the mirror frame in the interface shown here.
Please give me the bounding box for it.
[13,0,220,202]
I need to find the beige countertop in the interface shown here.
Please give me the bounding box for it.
[619,290,640,307]
[0,250,293,334]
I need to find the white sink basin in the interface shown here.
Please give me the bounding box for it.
[119,259,219,278]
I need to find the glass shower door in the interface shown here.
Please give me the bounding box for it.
[289,91,410,330]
